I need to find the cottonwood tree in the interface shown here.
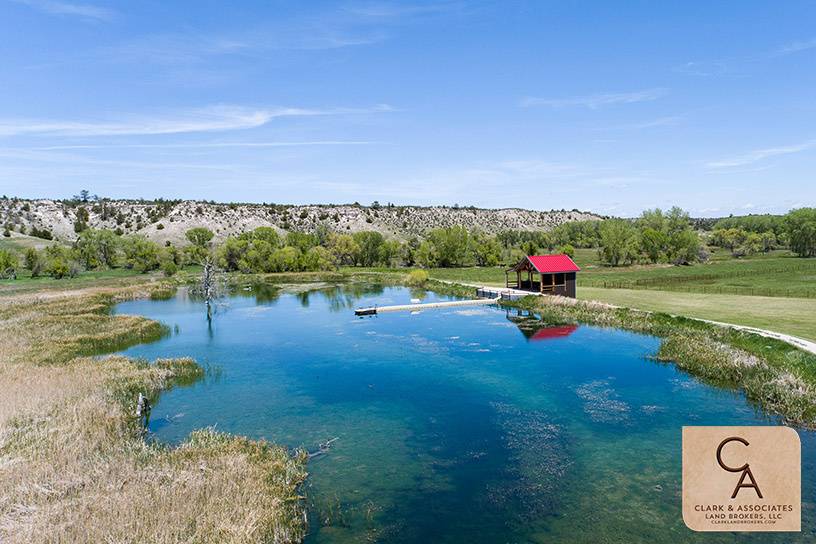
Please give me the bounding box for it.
[785,208,816,257]
[185,227,215,263]
[75,228,119,269]
[426,226,470,267]
[598,219,639,266]
[352,231,385,266]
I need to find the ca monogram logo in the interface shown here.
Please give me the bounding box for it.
[716,436,763,499]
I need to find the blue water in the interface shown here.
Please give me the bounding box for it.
[116,282,815,543]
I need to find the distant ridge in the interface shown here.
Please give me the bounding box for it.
[0,198,603,244]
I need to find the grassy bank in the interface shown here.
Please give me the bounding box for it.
[0,280,307,543]
[578,287,816,342]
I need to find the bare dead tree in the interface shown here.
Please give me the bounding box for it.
[201,256,217,306]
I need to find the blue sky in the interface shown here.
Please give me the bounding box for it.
[0,0,814,216]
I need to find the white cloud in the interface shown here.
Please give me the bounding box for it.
[0,104,393,137]
[520,88,666,109]
[12,0,113,21]
[706,140,816,168]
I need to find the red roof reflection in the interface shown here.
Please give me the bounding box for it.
[530,324,579,341]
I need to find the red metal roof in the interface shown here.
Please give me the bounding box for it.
[526,254,581,273]
[530,324,579,341]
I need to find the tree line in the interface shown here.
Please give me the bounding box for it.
[1,207,814,280]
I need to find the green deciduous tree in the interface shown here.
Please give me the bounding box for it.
[427,226,470,267]
[598,219,639,266]
[352,231,385,266]
[122,236,160,273]
[269,246,301,272]
[784,208,816,257]
[75,228,119,269]
[186,227,215,247]
[301,246,335,271]
[415,240,438,268]
[327,233,360,266]
[472,232,501,266]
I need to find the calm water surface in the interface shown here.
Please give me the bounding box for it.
[115,282,815,543]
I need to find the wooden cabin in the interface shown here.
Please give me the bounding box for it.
[505,254,580,297]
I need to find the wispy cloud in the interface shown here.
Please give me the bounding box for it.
[678,37,816,77]
[0,104,393,137]
[674,60,731,77]
[775,37,816,55]
[707,140,816,168]
[12,0,113,21]
[521,88,666,109]
[597,116,683,131]
[344,1,462,19]
[24,141,377,151]
[102,2,461,66]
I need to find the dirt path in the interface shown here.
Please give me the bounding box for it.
[691,319,816,356]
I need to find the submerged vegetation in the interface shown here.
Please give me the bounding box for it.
[0,281,307,543]
[507,294,816,427]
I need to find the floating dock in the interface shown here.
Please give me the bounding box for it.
[355,297,499,316]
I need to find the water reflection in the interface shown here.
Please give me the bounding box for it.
[505,309,579,342]
[229,281,387,311]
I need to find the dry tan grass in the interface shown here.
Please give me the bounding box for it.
[0,282,307,543]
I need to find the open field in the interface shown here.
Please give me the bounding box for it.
[0,267,150,296]
[0,232,61,252]
[577,251,816,299]
[0,278,307,543]
[390,250,816,299]
[578,287,816,342]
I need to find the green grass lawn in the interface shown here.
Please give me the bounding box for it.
[0,268,155,296]
[393,250,816,299]
[577,250,816,298]
[578,286,816,342]
[0,232,62,252]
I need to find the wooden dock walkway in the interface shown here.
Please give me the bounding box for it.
[355,285,542,316]
[355,296,499,316]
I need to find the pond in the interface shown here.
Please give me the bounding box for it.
[115,282,815,543]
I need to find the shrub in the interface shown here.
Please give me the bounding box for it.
[161,260,178,277]
[557,244,576,258]
[0,248,18,278]
[49,257,70,279]
[406,269,429,286]
[29,226,53,240]
[24,247,45,278]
